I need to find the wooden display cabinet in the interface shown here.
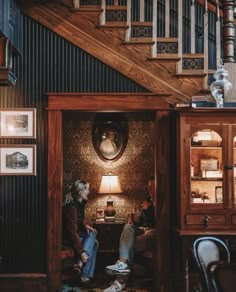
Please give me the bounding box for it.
[175,108,236,234]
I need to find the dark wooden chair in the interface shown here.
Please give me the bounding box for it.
[193,237,231,292]
[61,246,78,282]
[130,229,155,289]
[208,261,236,292]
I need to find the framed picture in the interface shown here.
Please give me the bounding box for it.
[215,186,223,203]
[96,208,105,219]
[0,109,36,138]
[200,159,219,171]
[92,114,128,162]
[0,145,36,175]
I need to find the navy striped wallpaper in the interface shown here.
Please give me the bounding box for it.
[0,15,147,273]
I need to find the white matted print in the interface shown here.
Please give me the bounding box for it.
[0,145,36,175]
[0,109,36,138]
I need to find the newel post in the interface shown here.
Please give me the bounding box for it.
[222,0,235,62]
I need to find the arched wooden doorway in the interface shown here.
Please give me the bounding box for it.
[47,93,172,291]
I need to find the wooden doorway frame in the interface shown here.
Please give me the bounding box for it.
[47,93,172,291]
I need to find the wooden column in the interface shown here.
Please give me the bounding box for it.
[216,0,221,66]
[222,0,235,62]
[47,110,63,292]
[155,111,171,291]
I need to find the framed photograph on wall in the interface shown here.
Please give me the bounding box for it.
[0,145,36,175]
[0,109,36,138]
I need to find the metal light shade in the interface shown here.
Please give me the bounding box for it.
[210,62,232,108]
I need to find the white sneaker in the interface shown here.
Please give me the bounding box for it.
[103,280,125,292]
[105,260,130,275]
[80,276,90,283]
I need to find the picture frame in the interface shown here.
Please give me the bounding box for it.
[215,186,223,203]
[92,114,128,162]
[96,208,105,219]
[0,145,36,175]
[200,159,219,171]
[0,109,36,138]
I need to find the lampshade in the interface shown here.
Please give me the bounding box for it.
[98,174,122,222]
[98,175,122,194]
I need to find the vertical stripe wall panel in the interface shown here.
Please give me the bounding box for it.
[0,15,147,273]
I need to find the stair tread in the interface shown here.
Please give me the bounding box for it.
[182,53,205,58]
[106,5,127,11]
[148,55,181,61]
[97,23,128,29]
[123,38,155,45]
[176,71,207,77]
[157,37,178,42]
[131,22,153,27]
[70,7,102,13]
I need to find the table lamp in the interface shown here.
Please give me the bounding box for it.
[98,174,122,221]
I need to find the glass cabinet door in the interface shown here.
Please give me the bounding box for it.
[190,129,223,204]
[234,135,236,205]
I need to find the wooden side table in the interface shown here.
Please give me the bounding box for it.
[94,221,125,253]
[94,221,125,274]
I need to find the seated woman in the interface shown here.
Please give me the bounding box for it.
[103,177,156,292]
[62,179,99,287]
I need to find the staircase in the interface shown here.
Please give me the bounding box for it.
[20,0,236,104]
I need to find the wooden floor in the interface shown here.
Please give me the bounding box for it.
[62,284,151,292]
[62,274,152,291]
[62,257,153,291]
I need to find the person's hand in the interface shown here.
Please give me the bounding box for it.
[81,252,89,263]
[142,200,151,210]
[86,225,97,234]
[127,213,134,224]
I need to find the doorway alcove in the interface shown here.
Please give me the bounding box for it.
[47,93,172,291]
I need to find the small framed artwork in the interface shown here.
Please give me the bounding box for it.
[215,186,223,203]
[0,109,36,138]
[0,145,36,175]
[96,208,105,219]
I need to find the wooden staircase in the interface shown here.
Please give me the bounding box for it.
[20,0,235,104]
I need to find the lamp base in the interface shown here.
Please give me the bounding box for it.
[105,216,115,222]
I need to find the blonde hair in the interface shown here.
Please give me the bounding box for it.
[64,180,89,205]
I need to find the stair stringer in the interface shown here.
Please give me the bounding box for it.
[22,3,209,104]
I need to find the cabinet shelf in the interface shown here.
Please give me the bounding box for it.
[191,146,222,149]
[191,177,223,181]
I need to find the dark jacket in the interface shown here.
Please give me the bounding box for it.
[136,201,155,228]
[62,200,87,256]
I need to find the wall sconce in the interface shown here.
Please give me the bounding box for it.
[210,61,232,108]
[98,174,122,221]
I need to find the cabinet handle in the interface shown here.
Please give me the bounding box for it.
[204,215,211,227]
[225,165,233,170]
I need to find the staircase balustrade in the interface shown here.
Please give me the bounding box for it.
[72,0,235,87]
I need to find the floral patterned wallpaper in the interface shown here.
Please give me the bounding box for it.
[63,111,155,223]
